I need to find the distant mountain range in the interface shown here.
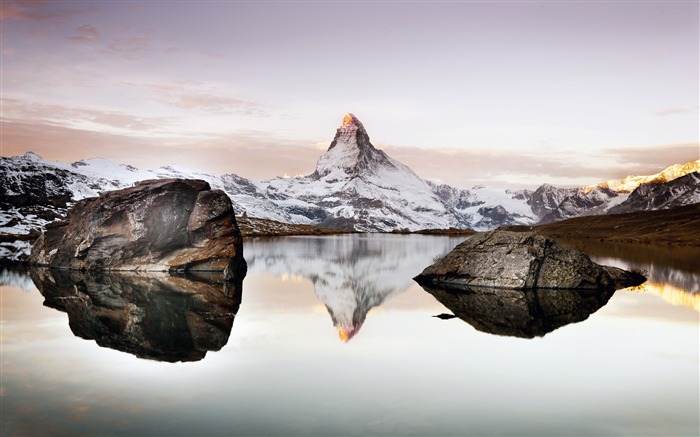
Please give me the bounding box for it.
[1,113,699,247]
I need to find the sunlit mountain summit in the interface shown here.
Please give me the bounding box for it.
[313,113,403,179]
[264,113,474,231]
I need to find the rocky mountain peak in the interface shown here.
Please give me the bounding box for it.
[314,113,397,179]
[327,113,373,152]
[340,113,363,129]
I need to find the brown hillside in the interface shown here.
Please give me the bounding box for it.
[534,203,700,247]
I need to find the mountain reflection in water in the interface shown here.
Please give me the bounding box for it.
[419,284,614,338]
[557,240,700,311]
[30,268,243,362]
[245,235,465,341]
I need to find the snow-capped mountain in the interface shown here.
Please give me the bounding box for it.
[608,171,700,214]
[260,114,480,231]
[537,161,700,224]
[584,160,700,193]
[2,113,699,257]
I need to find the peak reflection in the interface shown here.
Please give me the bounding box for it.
[245,235,464,342]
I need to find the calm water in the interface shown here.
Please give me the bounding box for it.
[1,235,698,437]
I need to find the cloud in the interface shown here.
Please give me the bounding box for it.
[67,24,98,42]
[147,81,266,115]
[601,143,699,173]
[0,119,320,180]
[104,36,152,54]
[0,0,97,22]
[2,104,697,189]
[383,145,610,188]
[382,142,700,189]
[1,98,175,134]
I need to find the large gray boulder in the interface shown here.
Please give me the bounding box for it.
[29,179,245,280]
[415,229,644,290]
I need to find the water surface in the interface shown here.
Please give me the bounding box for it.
[1,234,698,436]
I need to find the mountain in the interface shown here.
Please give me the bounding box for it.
[607,171,700,214]
[537,160,700,224]
[261,114,480,231]
[584,160,700,193]
[1,113,699,260]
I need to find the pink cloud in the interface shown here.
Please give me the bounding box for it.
[0,119,319,179]
[67,24,99,42]
[0,0,98,22]
[104,36,152,54]
[147,81,265,115]
[1,98,172,132]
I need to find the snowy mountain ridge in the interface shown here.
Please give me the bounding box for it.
[584,160,700,194]
[2,114,699,245]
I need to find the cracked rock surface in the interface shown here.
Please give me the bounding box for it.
[414,229,644,290]
[29,179,245,279]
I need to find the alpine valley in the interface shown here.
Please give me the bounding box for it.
[1,113,699,260]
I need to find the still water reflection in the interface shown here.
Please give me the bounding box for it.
[1,234,698,437]
[31,269,242,362]
[560,240,700,310]
[420,285,614,338]
[245,234,463,341]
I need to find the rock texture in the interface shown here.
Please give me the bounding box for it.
[414,229,645,290]
[31,268,242,362]
[421,284,614,338]
[29,179,245,279]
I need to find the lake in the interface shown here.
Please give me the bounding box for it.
[1,234,698,436]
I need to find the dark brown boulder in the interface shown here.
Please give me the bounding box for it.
[29,179,245,279]
[415,229,644,290]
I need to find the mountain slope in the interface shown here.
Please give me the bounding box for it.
[260,114,477,231]
[537,160,700,224]
[607,172,700,214]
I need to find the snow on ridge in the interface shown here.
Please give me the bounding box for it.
[584,159,700,194]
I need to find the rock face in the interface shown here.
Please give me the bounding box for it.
[31,268,242,362]
[421,284,614,338]
[29,179,245,279]
[414,229,644,290]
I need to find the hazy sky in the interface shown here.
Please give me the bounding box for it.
[1,1,698,188]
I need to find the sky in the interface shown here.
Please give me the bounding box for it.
[1,0,698,189]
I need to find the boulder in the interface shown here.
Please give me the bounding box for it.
[414,229,644,290]
[29,179,245,280]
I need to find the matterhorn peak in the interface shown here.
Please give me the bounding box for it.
[327,113,372,152]
[340,113,363,129]
[313,113,399,179]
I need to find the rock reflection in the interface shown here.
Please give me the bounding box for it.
[246,235,464,342]
[557,240,700,294]
[419,284,614,338]
[30,268,243,362]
